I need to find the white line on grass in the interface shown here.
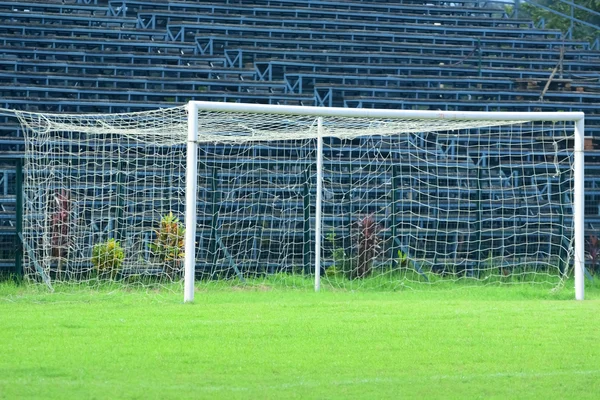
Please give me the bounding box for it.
[197,369,600,393]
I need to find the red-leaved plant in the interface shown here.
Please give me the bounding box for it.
[354,214,382,279]
[586,235,600,275]
[50,189,70,276]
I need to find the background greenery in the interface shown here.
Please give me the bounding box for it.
[518,0,600,42]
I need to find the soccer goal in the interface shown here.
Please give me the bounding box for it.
[16,102,585,300]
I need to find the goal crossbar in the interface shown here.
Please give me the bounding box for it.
[186,101,585,121]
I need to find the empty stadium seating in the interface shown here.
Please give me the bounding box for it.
[0,0,599,275]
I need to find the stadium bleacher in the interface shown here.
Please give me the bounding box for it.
[0,0,599,275]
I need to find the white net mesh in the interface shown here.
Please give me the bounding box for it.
[17,107,188,287]
[16,105,575,290]
[320,125,573,289]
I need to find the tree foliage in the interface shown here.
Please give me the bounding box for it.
[520,0,600,43]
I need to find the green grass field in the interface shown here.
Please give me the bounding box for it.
[1,281,599,399]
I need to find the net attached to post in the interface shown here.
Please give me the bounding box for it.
[16,107,188,288]
[16,105,575,290]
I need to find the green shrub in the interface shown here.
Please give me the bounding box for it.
[149,212,185,277]
[91,238,124,279]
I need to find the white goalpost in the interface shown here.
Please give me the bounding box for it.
[183,102,585,302]
[15,101,585,301]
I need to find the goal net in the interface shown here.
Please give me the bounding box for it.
[15,103,585,298]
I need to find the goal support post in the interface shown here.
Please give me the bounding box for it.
[184,103,199,303]
[574,117,585,301]
[183,101,585,302]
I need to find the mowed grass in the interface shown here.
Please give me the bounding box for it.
[1,281,599,399]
